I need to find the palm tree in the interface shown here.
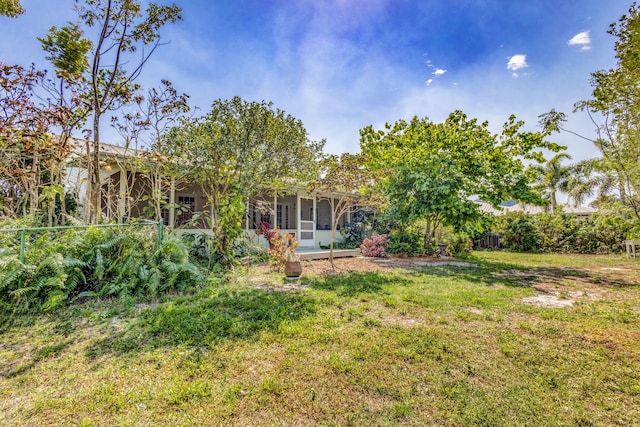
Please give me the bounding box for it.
[564,158,618,207]
[535,153,573,212]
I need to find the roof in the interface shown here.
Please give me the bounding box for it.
[67,137,146,160]
[475,200,597,216]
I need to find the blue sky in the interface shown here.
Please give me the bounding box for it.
[0,0,632,161]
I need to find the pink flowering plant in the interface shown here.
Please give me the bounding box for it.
[360,233,388,257]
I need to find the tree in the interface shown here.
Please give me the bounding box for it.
[308,153,383,268]
[571,2,640,219]
[538,110,623,207]
[39,0,183,223]
[0,0,24,17]
[109,80,190,222]
[360,110,561,252]
[0,63,72,223]
[533,152,573,211]
[39,24,93,220]
[159,96,324,257]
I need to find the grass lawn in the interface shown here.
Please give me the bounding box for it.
[1,252,639,426]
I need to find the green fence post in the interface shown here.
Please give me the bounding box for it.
[19,229,26,263]
[157,221,164,250]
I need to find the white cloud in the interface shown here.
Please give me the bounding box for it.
[568,31,591,50]
[507,54,528,71]
[424,58,447,86]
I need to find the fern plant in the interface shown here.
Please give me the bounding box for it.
[0,222,203,319]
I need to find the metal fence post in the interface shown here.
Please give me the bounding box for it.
[157,221,164,250]
[19,229,26,263]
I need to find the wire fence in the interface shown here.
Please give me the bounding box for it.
[0,222,164,263]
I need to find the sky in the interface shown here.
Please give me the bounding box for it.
[0,0,633,162]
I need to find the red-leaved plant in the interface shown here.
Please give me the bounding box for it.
[259,221,279,241]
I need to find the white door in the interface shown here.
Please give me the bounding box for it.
[299,220,315,247]
[298,197,315,247]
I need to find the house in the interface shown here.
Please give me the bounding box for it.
[66,141,358,249]
[475,200,597,217]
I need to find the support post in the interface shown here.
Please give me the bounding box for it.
[118,168,127,224]
[19,229,26,263]
[157,221,164,250]
[296,191,301,238]
[169,177,176,228]
[273,193,277,229]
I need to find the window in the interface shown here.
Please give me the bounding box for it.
[252,209,270,229]
[277,204,290,229]
[161,208,170,226]
[176,196,195,227]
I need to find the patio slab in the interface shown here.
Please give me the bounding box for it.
[297,248,361,260]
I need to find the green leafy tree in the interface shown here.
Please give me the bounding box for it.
[571,2,640,219]
[0,0,24,17]
[360,110,561,252]
[308,153,383,267]
[538,111,621,207]
[159,96,324,257]
[39,0,183,223]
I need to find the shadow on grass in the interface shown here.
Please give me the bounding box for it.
[406,259,534,287]
[85,287,317,359]
[305,271,409,296]
[412,255,640,289]
[1,338,75,379]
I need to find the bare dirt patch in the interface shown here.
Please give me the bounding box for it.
[252,256,477,277]
[521,295,575,308]
[506,266,638,308]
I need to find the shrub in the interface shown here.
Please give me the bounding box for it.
[180,232,227,269]
[360,233,387,257]
[387,229,424,256]
[267,232,299,271]
[0,222,202,320]
[232,236,269,264]
[490,210,638,254]
[446,232,473,256]
[495,212,540,252]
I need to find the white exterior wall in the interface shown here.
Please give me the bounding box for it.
[244,229,343,249]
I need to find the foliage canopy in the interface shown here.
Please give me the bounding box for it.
[159,96,324,256]
[360,110,562,250]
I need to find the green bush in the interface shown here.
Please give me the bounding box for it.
[387,228,424,256]
[0,222,202,320]
[444,231,473,256]
[492,210,638,254]
[532,211,637,254]
[495,212,540,252]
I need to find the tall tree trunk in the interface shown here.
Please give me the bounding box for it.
[92,111,102,223]
[424,219,431,253]
[29,136,40,216]
[84,138,92,223]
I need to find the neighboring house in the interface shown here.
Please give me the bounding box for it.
[475,200,597,217]
[66,141,354,249]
